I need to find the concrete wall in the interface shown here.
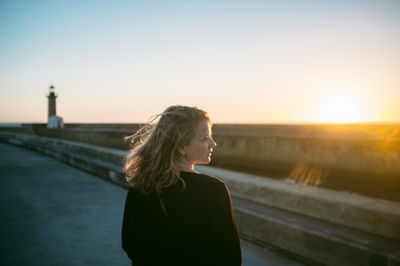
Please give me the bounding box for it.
[0,123,139,150]
[35,124,136,150]
[212,123,400,177]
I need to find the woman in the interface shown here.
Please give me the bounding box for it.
[122,105,242,266]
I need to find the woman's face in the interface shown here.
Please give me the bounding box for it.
[181,119,217,165]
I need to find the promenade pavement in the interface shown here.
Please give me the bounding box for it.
[0,143,302,266]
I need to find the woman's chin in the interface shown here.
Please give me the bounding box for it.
[196,158,211,165]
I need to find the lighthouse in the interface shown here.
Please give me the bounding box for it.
[47,85,57,118]
[46,84,64,128]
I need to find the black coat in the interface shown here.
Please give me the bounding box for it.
[122,171,242,266]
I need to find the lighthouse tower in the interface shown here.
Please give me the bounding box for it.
[47,85,57,118]
[46,84,64,128]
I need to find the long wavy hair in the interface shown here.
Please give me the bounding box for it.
[124,105,211,194]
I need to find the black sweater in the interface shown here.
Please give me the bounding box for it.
[122,171,242,266]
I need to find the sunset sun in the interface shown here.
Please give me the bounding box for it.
[321,95,363,123]
[314,89,372,123]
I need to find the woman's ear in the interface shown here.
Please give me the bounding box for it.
[178,145,186,156]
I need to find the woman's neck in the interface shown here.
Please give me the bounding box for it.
[179,163,199,174]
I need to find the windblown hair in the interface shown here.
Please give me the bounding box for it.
[124,105,210,195]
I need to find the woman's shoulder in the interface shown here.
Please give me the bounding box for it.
[180,171,227,189]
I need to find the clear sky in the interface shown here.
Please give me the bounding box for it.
[1,0,399,124]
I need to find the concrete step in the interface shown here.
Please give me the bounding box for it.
[0,132,127,186]
[232,196,400,265]
[1,132,399,266]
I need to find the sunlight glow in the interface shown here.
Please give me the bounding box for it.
[312,84,375,123]
[321,95,364,123]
